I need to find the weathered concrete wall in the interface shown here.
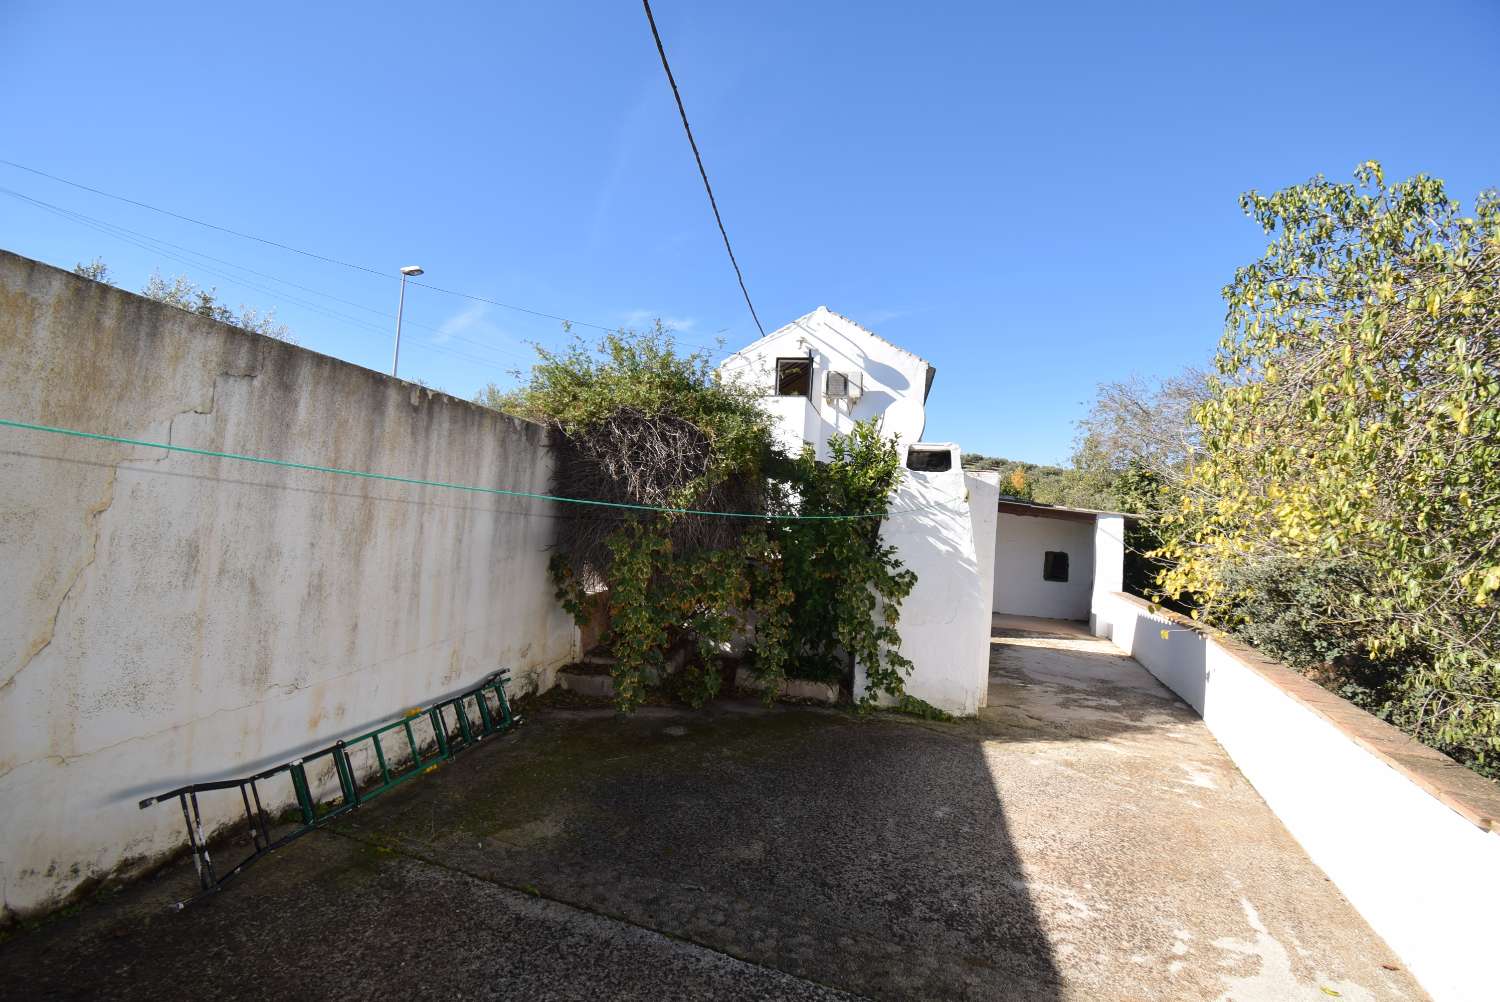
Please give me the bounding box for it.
[992,512,1095,620]
[0,251,577,922]
[1094,590,1500,1002]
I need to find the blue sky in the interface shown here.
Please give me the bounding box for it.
[3,1,1497,464]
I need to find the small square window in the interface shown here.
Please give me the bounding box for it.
[906,446,952,473]
[1043,551,1069,582]
[775,358,812,396]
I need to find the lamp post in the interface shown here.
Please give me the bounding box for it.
[391,265,424,377]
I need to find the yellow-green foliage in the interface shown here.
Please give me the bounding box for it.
[1161,163,1500,774]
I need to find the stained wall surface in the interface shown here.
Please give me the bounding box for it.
[0,252,576,920]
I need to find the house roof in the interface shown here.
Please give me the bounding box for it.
[994,498,1138,523]
[724,306,937,403]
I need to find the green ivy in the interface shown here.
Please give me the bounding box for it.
[489,327,919,714]
[777,422,916,708]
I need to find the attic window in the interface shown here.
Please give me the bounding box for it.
[1043,551,1069,582]
[775,357,812,396]
[906,446,952,473]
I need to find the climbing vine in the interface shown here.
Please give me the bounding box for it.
[776,422,915,706]
[488,326,917,712]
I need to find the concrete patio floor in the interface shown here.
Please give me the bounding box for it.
[0,617,1426,1001]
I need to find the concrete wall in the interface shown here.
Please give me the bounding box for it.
[861,445,992,716]
[719,306,931,459]
[1093,591,1500,1002]
[992,512,1095,620]
[0,252,577,922]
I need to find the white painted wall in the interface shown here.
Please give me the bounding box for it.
[0,253,577,922]
[1093,591,1500,1002]
[718,306,931,460]
[966,472,1001,704]
[859,445,990,716]
[1089,514,1125,635]
[757,394,819,456]
[992,512,1095,620]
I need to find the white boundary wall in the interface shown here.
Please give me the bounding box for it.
[0,253,577,921]
[1093,590,1500,1002]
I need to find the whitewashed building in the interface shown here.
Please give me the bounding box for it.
[718,306,934,459]
[720,308,997,715]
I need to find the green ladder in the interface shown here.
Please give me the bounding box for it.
[140,669,520,907]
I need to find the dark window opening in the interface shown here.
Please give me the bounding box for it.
[906,446,952,473]
[775,357,812,396]
[1043,551,1069,582]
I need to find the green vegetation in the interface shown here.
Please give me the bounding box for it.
[1157,163,1499,777]
[989,164,1499,780]
[1070,164,1499,779]
[960,453,1115,509]
[485,326,915,713]
[72,259,295,343]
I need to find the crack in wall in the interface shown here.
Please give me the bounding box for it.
[1,467,117,696]
[153,370,258,459]
[2,370,256,708]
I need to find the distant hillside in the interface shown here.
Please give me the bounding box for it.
[960,452,1115,510]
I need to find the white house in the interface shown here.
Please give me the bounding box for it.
[720,308,996,715]
[718,306,935,459]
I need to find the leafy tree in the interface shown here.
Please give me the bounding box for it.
[136,268,296,343]
[72,258,111,284]
[1072,370,1208,485]
[959,452,1114,508]
[1160,163,1500,776]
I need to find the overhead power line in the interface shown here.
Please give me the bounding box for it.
[0,157,726,348]
[640,0,765,337]
[0,186,534,370]
[0,158,386,277]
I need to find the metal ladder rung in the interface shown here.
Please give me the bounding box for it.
[139,669,520,908]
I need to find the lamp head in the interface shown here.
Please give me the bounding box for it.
[400,265,424,277]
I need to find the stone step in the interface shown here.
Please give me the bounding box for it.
[557,666,616,700]
[734,668,840,705]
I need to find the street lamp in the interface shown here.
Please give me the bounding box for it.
[391,265,424,377]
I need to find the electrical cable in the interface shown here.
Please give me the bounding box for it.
[640,0,765,337]
[0,187,537,364]
[0,157,729,349]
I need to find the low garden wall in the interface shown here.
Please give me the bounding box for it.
[1093,590,1500,1002]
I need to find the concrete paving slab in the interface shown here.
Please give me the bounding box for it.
[0,619,1430,1001]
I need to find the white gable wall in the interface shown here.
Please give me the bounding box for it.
[718,307,929,459]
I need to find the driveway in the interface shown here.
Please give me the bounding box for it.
[0,617,1425,1000]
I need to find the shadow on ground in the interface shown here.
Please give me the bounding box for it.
[0,618,1426,1001]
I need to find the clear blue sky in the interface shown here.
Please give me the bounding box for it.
[3,1,1497,464]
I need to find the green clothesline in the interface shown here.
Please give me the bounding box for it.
[0,417,962,521]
